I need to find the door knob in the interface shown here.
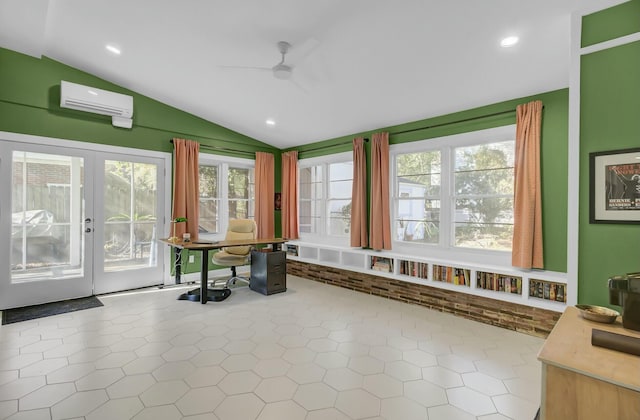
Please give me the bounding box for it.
[85,228,92,233]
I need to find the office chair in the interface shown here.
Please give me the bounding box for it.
[211,219,257,288]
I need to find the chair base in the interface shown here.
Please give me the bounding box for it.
[177,287,231,302]
[210,266,250,289]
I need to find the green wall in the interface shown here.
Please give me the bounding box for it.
[0,48,277,157]
[286,89,570,273]
[0,47,282,274]
[580,3,640,307]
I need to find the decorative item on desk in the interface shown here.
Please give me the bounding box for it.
[168,217,187,243]
[183,232,191,242]
[575,304,619,324]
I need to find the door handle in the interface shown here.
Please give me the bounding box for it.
[85,228,92,233]
[85,218,92,224]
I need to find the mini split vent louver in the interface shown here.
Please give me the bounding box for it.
[60,80,133,128]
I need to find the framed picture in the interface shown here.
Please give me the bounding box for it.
[274,192,282,211]
[589,147,640,224]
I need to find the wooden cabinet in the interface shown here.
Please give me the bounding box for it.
[538,307,640,419]
[250,250,286,295]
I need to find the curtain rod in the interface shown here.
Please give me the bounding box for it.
[390,107,541,137]
[298,137,369,155]
[170,139,259,157]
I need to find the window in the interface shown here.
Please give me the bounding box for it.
[395,151,441,244]
[299,152,353,240]
[392,125,515,253]
[199,156,254,236]
[453,141,514,250]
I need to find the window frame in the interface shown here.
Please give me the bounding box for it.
[298,151,353,245]
[390,125,516,267]
[198,154,254,240]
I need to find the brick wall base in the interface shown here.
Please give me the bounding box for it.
[287,260,560,338]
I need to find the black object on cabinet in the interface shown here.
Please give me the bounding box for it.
[250,250,286,295]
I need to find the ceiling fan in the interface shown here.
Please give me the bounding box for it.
[220,40,320,90]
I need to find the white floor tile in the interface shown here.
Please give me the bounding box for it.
[0,276,546,420]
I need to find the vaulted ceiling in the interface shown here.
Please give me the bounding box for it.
[0,0,626,149]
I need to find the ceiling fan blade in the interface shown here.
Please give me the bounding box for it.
[289,77,310,94]
[218,65,271,71]
[287,37,321,65]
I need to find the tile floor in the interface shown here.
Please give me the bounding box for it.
[0,275,544,420]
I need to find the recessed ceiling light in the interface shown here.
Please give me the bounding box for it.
[106,44,121,55]
[266,119,276,126]
[500,36,519,48]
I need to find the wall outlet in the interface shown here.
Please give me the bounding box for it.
[189,255,195,263]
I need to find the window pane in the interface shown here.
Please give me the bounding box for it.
[229,168,250,199]
[398,174,440,196]
[455,197,514,224]
[455,168,513,195]
[329,162,352,180]
[396,151,441,224]
[229,200,249,219]
[454,223,513,251]
[454,141,514,171]
[329,216,350,236]
[397,151,441,176]
[397,198,440,222]
[199,199,219,233]
[329,179,352,199]
[199,165,218,198]
[299,215,321,234]
[395,220,439,244]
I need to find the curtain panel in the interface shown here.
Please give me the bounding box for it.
[282,151,299,239]
[370,132,392,250]
[350,137,368,247]
[172,138,200,239]
[512,100,544,269]
[255,152,275,239]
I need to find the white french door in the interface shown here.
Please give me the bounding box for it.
[93,153,165,294]
[0,135,168,309]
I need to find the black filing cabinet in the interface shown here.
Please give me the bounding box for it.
[250,249,286,295]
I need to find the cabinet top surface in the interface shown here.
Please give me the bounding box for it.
[538,306,640,391]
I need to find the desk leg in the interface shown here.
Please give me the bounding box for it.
[174,248,182,284]
[200,249,208,304]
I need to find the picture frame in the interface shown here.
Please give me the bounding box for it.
[274,192,282,211]
[589,147,640,224]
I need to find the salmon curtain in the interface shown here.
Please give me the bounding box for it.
[172,138,200,239]
[370,132,392,250]
[255,151,275,239]
[282,151,299,239]
[512,100,544,269]
[350,137,368,247]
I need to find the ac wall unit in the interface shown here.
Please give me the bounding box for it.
[60,80,133,128]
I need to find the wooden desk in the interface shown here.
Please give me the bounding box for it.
[159,238,286,304]
[537,306,640,420]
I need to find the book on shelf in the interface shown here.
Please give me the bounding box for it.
[529,279,567,303]
[370,256,393,273]
[476,271,522,294]
[399,260,429,279]
[433,265,468,286]
[286,244,299,256]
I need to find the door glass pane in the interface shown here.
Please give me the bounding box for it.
[104,160,158,272]
[11,151,85,282]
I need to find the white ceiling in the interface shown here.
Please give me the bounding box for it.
[0,0,627,149]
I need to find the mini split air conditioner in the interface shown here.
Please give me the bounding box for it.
[60,80,133,128]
